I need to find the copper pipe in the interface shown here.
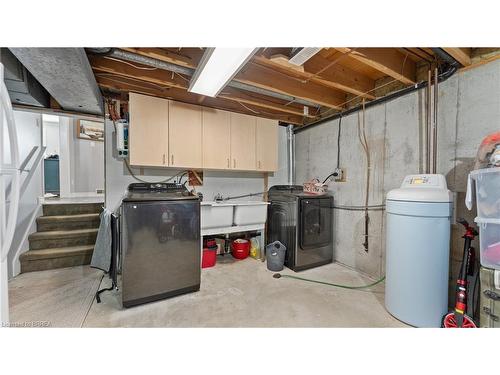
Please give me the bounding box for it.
[426,69,432,174]
[432,67,439,174]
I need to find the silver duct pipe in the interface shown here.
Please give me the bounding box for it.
[89,48,319,109]
[287,124,295,185]
[110,48,194,76]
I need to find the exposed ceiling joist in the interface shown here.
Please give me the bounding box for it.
[335,48,416,85]
[234,62,345,109]
[219,87,316,118]
[89,55,314,119]
[253,54,375,99]
[96,75,305,125]
[117,48,344,109]
[90,55,188,89]
[442,48,472,67]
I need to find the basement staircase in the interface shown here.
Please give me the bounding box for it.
[20,202,102,273]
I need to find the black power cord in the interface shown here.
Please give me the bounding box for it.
[322,116,342,184]
[336,115,342,169]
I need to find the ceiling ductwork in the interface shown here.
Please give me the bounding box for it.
[0,48,50,107]
[9,48,104,115]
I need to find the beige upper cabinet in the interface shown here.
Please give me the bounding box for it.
[256,118,278,171]
[128,92,169,167]
[202,108,231,169]
[230,112,256,170]
[168,101,203,169]
[128,93,279,172]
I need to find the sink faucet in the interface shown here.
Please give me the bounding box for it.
[214,193,224,202]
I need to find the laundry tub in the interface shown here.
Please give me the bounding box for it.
[201,202,234,229]
[232,201,269,226]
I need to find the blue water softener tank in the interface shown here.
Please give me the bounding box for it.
[385,174,453,327]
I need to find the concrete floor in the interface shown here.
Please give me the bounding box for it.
[9,258,407,327]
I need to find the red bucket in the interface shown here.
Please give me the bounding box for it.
[202,248,217,268]
[231,239,250,260]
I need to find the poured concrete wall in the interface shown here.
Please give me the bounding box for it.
[295,60,500,283]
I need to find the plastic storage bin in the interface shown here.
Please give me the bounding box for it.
[468,167,500,218]
[475,217,500,270]
[479,266,500,328]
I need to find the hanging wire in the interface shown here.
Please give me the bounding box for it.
[235,100,261,114]
[103,56,158,71]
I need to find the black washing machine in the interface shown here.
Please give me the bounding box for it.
[267,185,333,272]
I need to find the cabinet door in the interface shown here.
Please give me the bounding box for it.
[256,118,278,171]
[129,93,168,167]
[168,101,203,169]
[230,112,256,170]
[202,108,231,169]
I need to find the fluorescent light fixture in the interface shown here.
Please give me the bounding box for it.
[189,48,258,97]
[289,47,321,66]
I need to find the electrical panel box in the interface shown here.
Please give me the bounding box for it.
[116,120,129,158]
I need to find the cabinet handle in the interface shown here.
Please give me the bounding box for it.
[163,154,166,165]
[227,158,230,168]
[171,155,174,165]
[258,160,261,169]
[233,159,236,168]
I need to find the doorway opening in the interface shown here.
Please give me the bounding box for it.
[41,114,104,200]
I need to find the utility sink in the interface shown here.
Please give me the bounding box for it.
[232,201,269,226]
[200,201,269,229]
[200,201,234,229]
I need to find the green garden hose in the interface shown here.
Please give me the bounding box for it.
[273,273,386,290]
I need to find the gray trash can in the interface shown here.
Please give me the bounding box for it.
[266,241,286,271]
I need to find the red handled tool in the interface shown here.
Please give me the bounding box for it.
[442,218,478,328]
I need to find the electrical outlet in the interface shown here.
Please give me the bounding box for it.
[334,167,344,182]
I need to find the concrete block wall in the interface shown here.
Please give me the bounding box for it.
[295,59,500,282]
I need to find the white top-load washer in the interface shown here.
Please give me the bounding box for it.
[385,174,453,327]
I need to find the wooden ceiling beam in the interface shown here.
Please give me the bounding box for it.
[90,55,312,119]
[335,48,416,85]
[89,55,188,89]
[234,62,346,109]
[442,48,472,66]
[119,47,345,109]
[253,54,376,99]
[219,87,316,118]
[96,76,305,125]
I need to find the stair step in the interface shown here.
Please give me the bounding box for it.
[36,213,100,232]
[42,202,102,216]
[20,245,94,273]
[29,228,98,250]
